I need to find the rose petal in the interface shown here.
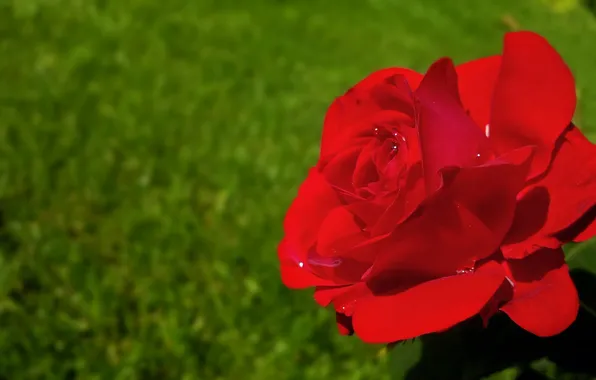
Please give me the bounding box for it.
[490,31,576,178]
[317,207,366,257]
[502,126,596,259]
[416,57,493,193]
[371,161,426,236]
[370,76,416,119]
[315,286,351,308]
[501,248,579,337]
[284,168,342,252]
[321,146,362,198]
[278,238,338,289]
[336,312,354,335]
[308,238,384,284]
[321,69,422,157]
[315,282,370,312]
[352,140,381,191]
[479,278,514,327]
[368,147,533,278]
[570,206,596,242]
[456,55,502,129]
[346,200,388,230]
[352,261,506,343]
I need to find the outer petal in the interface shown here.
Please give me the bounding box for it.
[283,168,341,253]
[456,55,502,129]
[416,58,493,193]
[278,238,338,289]
[490,31,576,178]
[352,261,506,343]
[314,282,371,315]
[502,126,596,259]
[501,248,579,337]
[279,169,343,289]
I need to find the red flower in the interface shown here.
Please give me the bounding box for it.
[278,31,595,344]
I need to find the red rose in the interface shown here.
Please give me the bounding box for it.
[278,31,596,344]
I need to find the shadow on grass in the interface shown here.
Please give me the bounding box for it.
[401,268,596,380]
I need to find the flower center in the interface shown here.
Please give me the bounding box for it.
[351,125,409,198]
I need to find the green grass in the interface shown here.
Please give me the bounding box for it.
[0,0,595,379]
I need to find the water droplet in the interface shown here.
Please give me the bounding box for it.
[373,127,380,135]
[308,256,342,268]
[505,276,515,287]
[484,124,490,138]
[298,261,304,268]
[340,301,356,317]
[456,267,474,275]
[476,153,481,158]
[392,144,398,151]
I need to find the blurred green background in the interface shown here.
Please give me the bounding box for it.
[1,0,595,379]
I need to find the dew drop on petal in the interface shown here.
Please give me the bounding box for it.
[505,276,515,287]
[456,267,474,275]
[308,256,343,268]
[287,246,308,269]
[485,124,490,138]
[340,300,357,317]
